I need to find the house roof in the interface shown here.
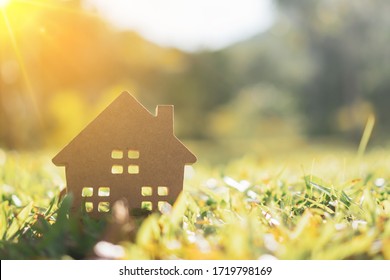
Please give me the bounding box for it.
[52,92,197,166]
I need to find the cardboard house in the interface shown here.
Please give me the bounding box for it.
[52,92,197,216]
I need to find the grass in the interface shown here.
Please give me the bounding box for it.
[0,147,389,260]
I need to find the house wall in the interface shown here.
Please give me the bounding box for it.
[60,99,193,215]
[65,150,186,215]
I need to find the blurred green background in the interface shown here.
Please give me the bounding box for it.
[1,0,390,162]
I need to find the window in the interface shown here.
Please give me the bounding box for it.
[141,186,152,196]
[98,202,110,213]
[111,149,139,175]
[128,150,139,159]
[111,150,123,159]
[157,186,168,196]
[98,187,110,197]
[85,202,93,213]
[141,201,152,211]
[128,165,139,174]
[82,187,93,197]
[111,165,123,174]
[82,186,111,214]
[158,201,168,211]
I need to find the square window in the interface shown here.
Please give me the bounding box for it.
[111,150,123,159]
[98,202,110,213]
[157,186,168,196]
[111,165,123,174]
[82,187,93,197]
[128,165,139,174]
[158,201,168,211]
[128,150,140,159]
[85,202,93,213]
[141,201,152,211]
[141,186,152,196]
[98,187,110,197]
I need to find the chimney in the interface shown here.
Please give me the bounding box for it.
[157,105,174,134]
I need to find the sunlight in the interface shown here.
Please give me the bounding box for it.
[1,7,42,125]
[0,0,10,8]
[0,0,99,133]
[16,0,96,16]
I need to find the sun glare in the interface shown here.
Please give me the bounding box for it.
[0,0,10,8]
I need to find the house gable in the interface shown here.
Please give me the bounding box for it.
[52,92,196,167]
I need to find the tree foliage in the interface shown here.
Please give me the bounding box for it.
[1,0,390,149]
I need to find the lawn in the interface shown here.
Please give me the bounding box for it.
[0,147,389,259]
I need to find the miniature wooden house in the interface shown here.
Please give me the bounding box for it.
[52,92,196,216]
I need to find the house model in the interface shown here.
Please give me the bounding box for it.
[52,92,197,217]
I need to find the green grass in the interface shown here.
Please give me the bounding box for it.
[0,148,389,259]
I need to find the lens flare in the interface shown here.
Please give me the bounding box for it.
[0,0,10,8]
